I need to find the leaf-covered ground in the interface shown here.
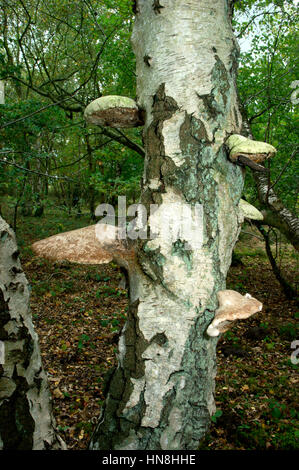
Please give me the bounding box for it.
[13,210,299,450]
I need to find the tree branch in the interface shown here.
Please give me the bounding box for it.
[0,159,78,181]
[0,94,78,129]
[267,147,298,193]
[95,128,145,157]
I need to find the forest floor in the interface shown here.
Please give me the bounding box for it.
[9,208,299,450]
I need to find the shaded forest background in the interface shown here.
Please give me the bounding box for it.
[0,0,298,450]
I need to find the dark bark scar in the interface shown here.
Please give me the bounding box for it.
[144,55,153,67]
[153,0,164,14]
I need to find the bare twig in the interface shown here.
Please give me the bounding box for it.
[240,230,264,242]
[268,147,298,192]
[237,10,272,39]
[0,159,77,182]
[0,94,78,129]
[244,67,295,105]
[52,139,114,170]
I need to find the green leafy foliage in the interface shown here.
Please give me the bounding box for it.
[211,409,223,423]
[1,0,296,230]
[235,1,299,212]
[77,334,91,351]
[0,0,141,227]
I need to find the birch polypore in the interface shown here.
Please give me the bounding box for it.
[32,225,113,265]
[32,224,139,298]
[84,96,145,128]
[206,290,263,337]
[239,199,264,221]
[226,134,277,163]
[226,134,276,172]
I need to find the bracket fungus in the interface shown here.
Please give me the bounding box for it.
[206,290,263,337]
[32,224,137,290]
[32,225,112,265]
[32,223,136,269]
[226,134,276,172]
[238,199,264,221]
[84,95,145,128]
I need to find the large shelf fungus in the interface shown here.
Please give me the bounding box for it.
[238,199,264,221]
[207,290,263,337]
[226,134,276,172]
[32,223,138,298]
[84,95,145,128]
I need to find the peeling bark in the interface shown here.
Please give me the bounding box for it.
[0,217,65,450]
[90,0,244,450]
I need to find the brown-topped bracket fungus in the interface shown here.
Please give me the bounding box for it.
[226,134,276,172]
[238,198,264,221]
[32,225,112,265]
[206,289,263,337]
[32,223,137,293]
[84,95,145,128]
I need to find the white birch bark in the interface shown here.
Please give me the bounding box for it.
[90,0,244,450]
[0,81,4,105]
[0,216,65,449]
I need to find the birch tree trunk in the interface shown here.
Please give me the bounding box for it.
[90,0,244,450]
[0,216,64,450]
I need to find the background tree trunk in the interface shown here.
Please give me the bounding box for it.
[252,170,299,251]
[90,0,244,450]
[241,119,299,251]
[0,216,65,450]
[0,81,4,104]
[254,223,297,299]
